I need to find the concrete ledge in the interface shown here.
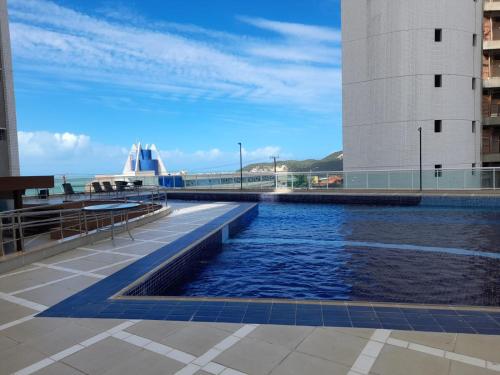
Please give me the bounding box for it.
[165,191,422,206]
[0,206,172,275]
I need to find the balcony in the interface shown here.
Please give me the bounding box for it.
[483,117,500,126]
[483,153,500,163]
[483,77,500,88]
[485,0,500,12]
[484,40,500,51]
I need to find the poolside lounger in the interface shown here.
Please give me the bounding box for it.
[62,183,84,200]
[92,182,105,194]
[115,181,129,192]
[102,181,115,194]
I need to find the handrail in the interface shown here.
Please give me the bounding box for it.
[0,190,168,256]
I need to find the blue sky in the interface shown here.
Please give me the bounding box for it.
[10,0,341,175]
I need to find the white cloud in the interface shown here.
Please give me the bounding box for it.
[18,130,127,174]
[8,0,341,111]
[238,16,341,42]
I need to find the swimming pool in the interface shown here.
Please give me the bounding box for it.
[167,203,500,306]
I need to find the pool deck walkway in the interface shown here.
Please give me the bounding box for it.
[0,201,499,375]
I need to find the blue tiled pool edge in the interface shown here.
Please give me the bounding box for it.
[165,191,500,208]
[38,201,500,335]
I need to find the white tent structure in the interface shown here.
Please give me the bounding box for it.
[122,142,168,176]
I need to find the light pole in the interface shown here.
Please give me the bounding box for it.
[270,155,279,173]
[270,155,279,190]
[238,142,243,190]
[418,127,422,191]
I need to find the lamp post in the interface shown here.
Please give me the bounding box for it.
[270,155,279,173]
[238,142,243,190]
[270,155,279,190]
[418,127,422,191]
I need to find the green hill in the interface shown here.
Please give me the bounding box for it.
[242,151,343,172]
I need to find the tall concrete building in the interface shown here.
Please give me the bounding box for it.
[0,0,19,177]
[483,0,500,167]
[342,0,483,171]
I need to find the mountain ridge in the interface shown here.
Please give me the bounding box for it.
[242,151,343,172]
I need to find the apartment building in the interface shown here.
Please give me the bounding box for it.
[483,0,500,166]
[0,0,19,177]
[342,0,483,171]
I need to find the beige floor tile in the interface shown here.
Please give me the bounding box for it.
[371,344,450,375]
[125,320,188,343]
[43,249,95,264]
[62,337,142,375]
[248,324,314,350]
[2,317,72,343]
[127,230,171,241]
[24,322,98,356]
[112,241,163,256]
[101,348,185,375]
[61,252,131,271]
[390,330,457,351]
[33,361,86,375]
[72,317,125,332]
[194,371,212,375]
[215,337,290,375]
[449,361,499,375]
[84,237,137,251]
[0,268,72,293]
[0,300,36,325]
[0,334,18,351]
[207,322,244,333]
[97,260,135,276]
[16,283,76,306]
[161,324,231,356]
[454,334,500,363]
[271,351,350,375]
[332,327,376,340]
[59,275,99,291]
[296,327,367,367]
[0,342,46,374]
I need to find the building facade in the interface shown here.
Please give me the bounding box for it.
[483,0,500,167]
[0,0,19,177]
[342,0,483,171]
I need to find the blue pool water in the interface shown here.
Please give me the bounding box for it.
[168,203,500,306]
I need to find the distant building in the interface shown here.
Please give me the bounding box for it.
[342,0,482,171]
[0,0,19,176]
[482,1,500,167]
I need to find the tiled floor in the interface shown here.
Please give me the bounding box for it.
[0,201,499,375]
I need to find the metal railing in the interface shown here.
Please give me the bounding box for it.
[179,167,500,191]
[0,190,167,257]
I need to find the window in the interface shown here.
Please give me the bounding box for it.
[434,164,443,178]
[434,120,442,133]
[472,121,476,133]
[473,34,477,46]
[434,75,442,87]
[435,29,442,42]
[0,128,6,141]
[472,78,476,90]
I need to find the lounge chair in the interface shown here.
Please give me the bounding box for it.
[115,181,129,192]
[62,183,84,200]
[92,182,105,194]
[102,181,115,194]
